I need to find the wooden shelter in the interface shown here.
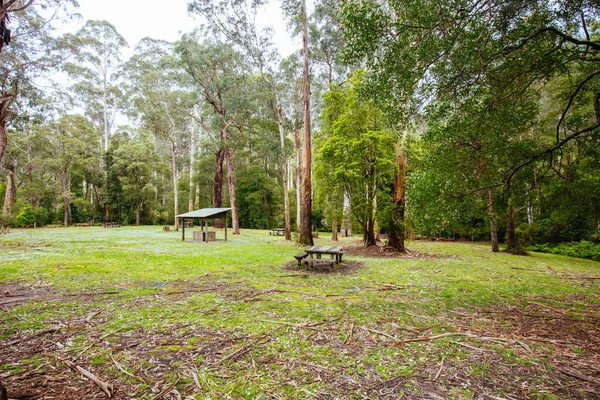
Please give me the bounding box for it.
[176,208,232,242]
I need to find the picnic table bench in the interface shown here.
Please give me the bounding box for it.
[103,222,121,228]
[270,228,285,236]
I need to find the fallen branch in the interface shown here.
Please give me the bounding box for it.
[214,344,251,365]
[110,355,147,384]
[65,360,113,397]
[434,356,445,380]
[557,367,600,385]
[528,301,567,315]
[3,328,60,347]
[451,341,491,352]
[151,384,176,400]
[395,332,478,344]
[367,327,399,342]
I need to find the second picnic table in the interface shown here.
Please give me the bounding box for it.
[270,228,285,236]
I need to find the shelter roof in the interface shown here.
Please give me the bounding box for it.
[176,208,232,219]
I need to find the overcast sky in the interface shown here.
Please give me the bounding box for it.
[75,0,298,58]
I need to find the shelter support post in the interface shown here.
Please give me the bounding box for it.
[181,218,185,241]
[225,213,228,242]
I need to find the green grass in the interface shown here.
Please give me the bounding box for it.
[1,227,599,399]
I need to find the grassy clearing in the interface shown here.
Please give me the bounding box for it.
[1,227,599,399]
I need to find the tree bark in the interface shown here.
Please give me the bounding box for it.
[189,124,196,212]
[388,139,407,252]
[506,199,517,253]
[225,149,240,234]
[214,148,225,228]
[0,380,7,400]
[0,101,9,168]
[136,200,141,226]
[341,193,352,237]
[295,128,302,232]
[299,0,313,246]
[331,218,338,241]
[488,188,499,252]
[1,159,16,218]
[277,107,291,240]
[170,137,179,230]
[62,165,70,227]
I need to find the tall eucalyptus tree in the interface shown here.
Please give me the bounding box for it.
[177,35,255,234]
[188,0,294,239]
[64,20,127,154]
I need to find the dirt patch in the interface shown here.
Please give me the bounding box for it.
[343,244,427,259]
[283,260,365,275]
[0,282,55,309]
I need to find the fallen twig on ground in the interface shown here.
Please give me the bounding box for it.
[65,360,113,397]
[110,355,147,384]
[434,357,445,380]
[3,327,60,347]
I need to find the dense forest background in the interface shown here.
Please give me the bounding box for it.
[1,0,599,256]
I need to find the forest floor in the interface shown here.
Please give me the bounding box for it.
[0,227,599,400]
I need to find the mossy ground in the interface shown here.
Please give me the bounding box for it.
[1,227,599,399]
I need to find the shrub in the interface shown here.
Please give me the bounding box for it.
[528,241,600,261]
[16,204,36,227]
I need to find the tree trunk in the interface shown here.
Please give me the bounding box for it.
[295,128,302,232]
[388,139,407,252]
[342,193,352,237]
[488,188,499,252]
[2,160,16,218]
[0,380,7,400]
[331,218,338,241]
[0,103,8,168]
[62,166,70,227]
[136,200,141,226]
[277,108,291,240]
[214,148,225,228]
[299,0,313,246]
[170,138,179,230]
[363,219,377,247]
[103,74,110,152]
[506,200,517,253]
[189,125,196,212]
[225,149,240,234]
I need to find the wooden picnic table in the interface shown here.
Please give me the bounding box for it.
[306,245,344,263]
[270,228,285,236]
